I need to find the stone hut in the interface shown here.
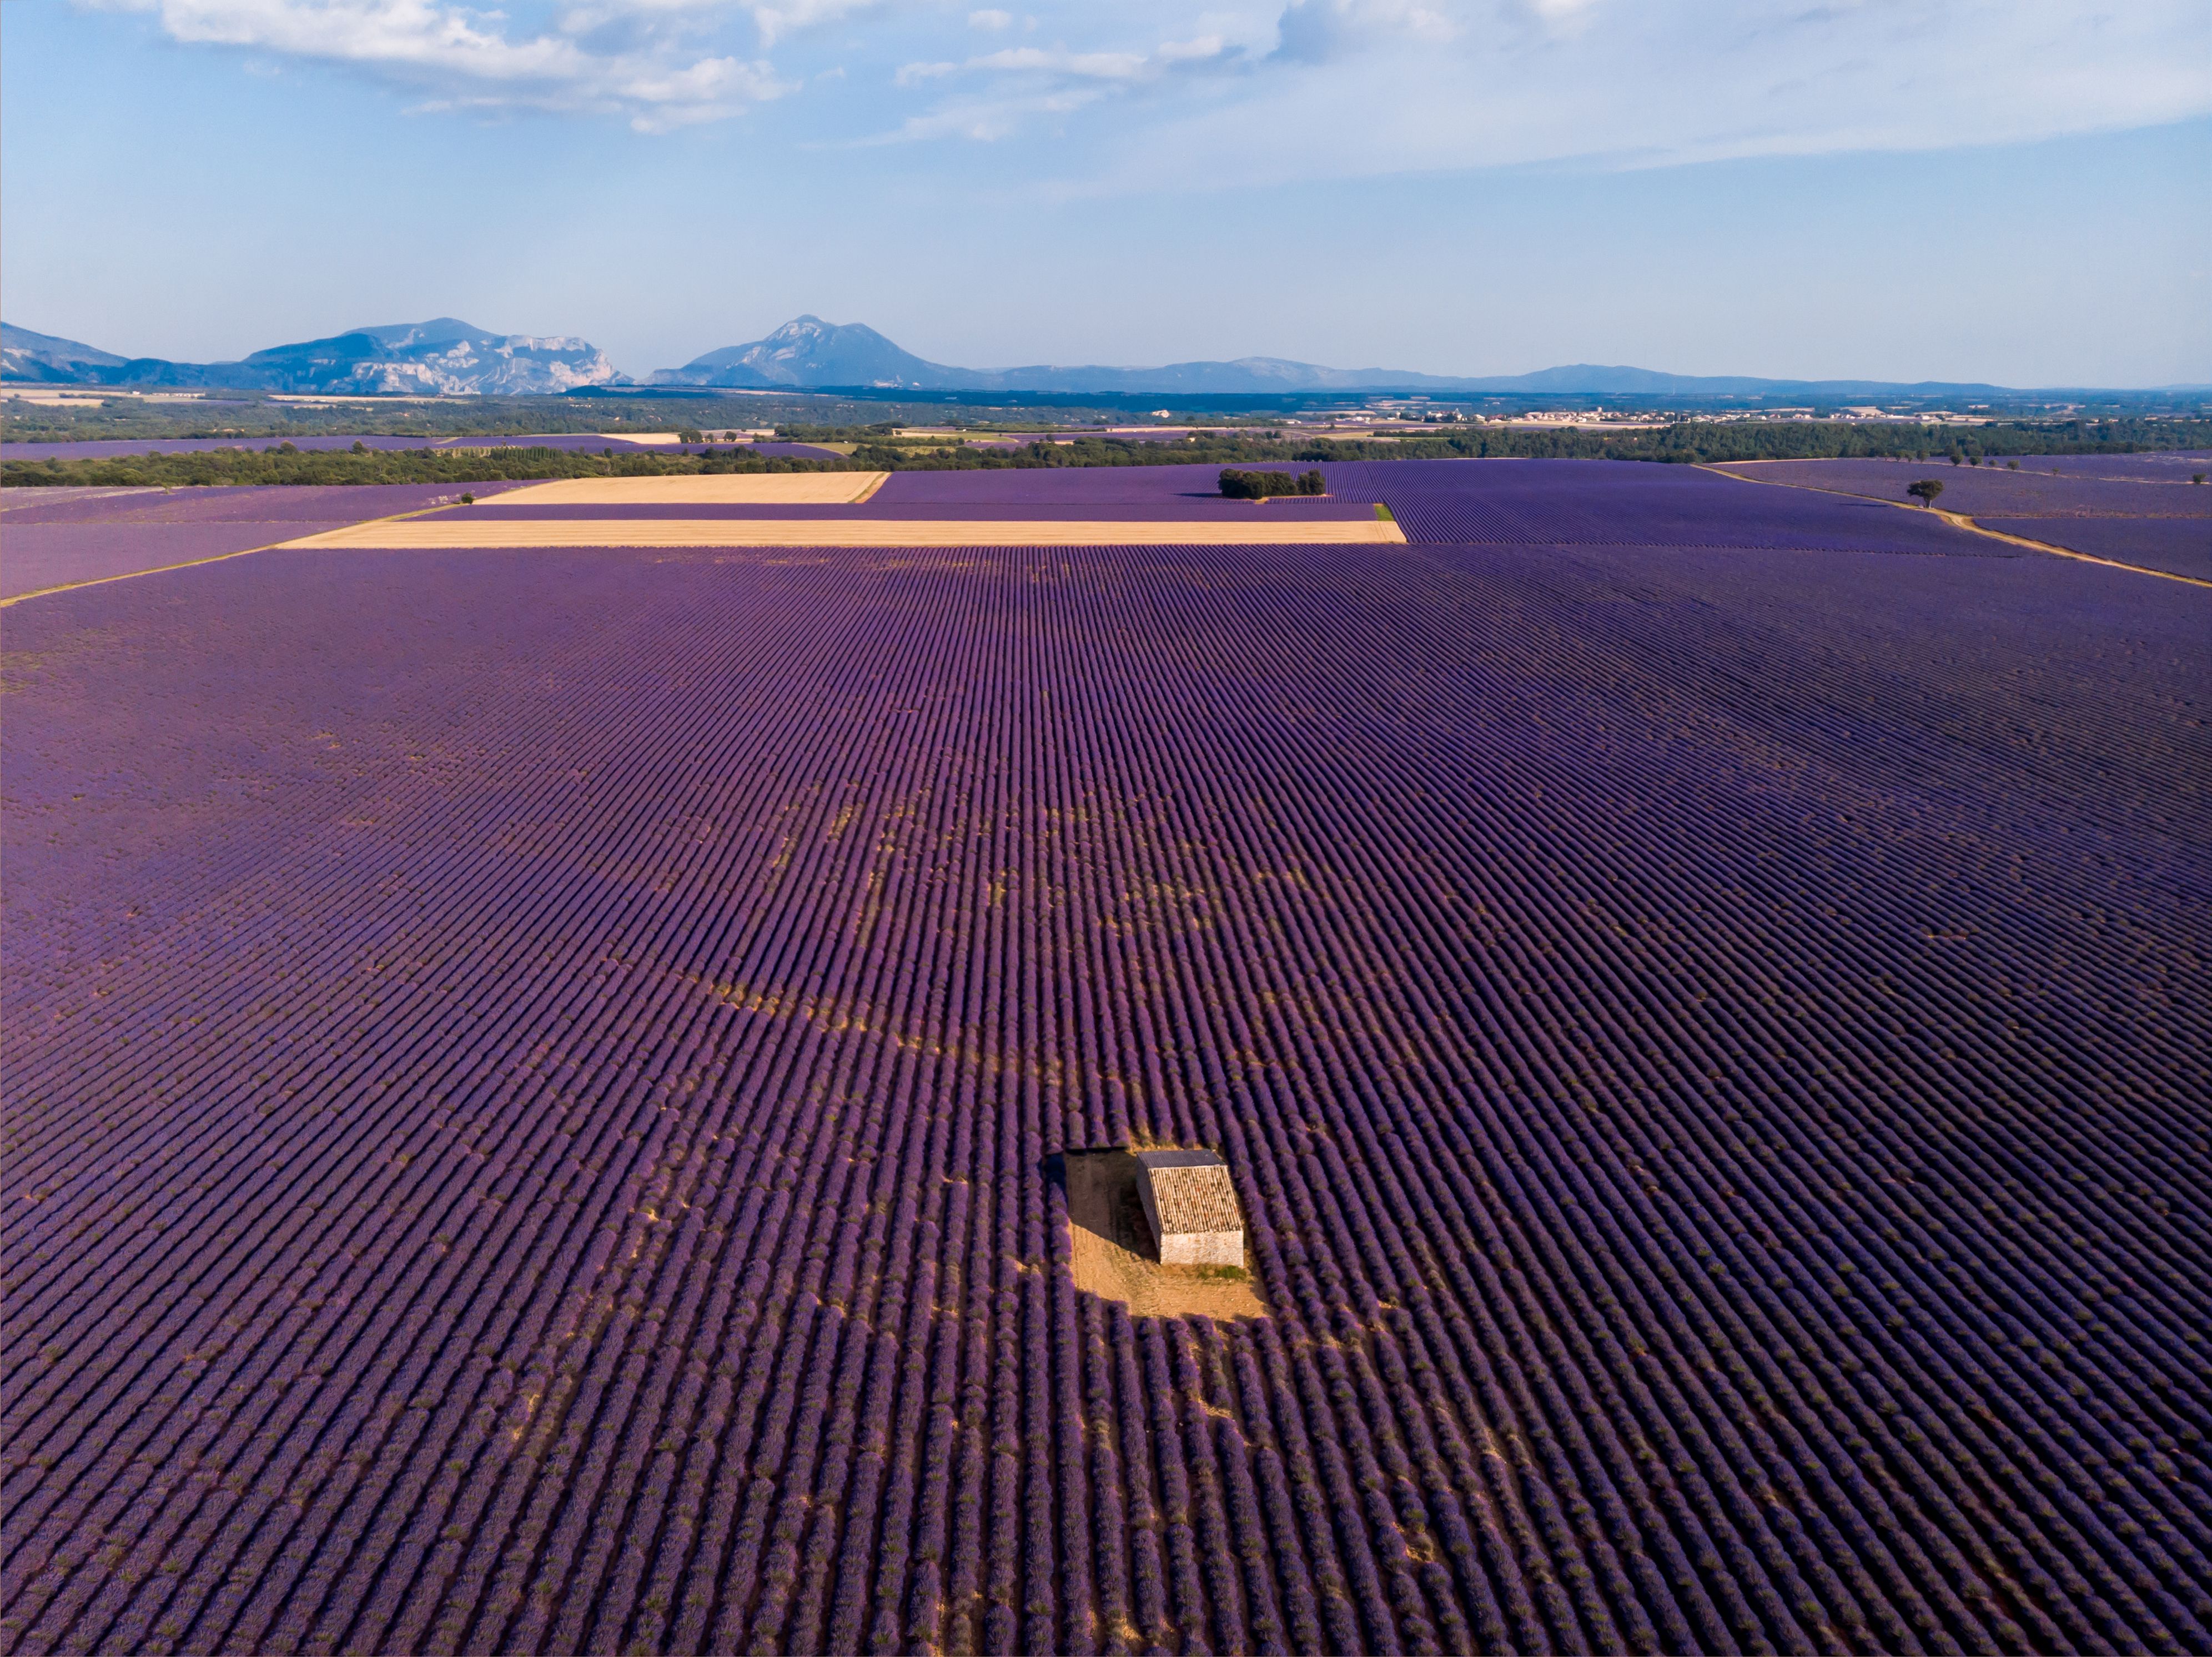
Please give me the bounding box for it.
[1134,1149,1245,1267]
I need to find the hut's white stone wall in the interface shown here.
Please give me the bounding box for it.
[1135,1151,1244,1268]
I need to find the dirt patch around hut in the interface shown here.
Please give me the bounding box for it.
[1055,1149,1266,1320]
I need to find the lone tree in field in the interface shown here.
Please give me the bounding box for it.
[1220,467,1329,499]
[1907,479,1945,508]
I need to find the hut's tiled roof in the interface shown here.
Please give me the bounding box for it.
[1136,1150,1243,1236]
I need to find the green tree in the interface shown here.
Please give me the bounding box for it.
[1907,479,1945,506]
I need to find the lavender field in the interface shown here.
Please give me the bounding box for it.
[0,484,524,599]
[1366,459,1993,553]
[2,461,2208,1655]
[5,435,465,463]
[3,435,709,464]
[456,501,1382,523]
[1712,459,2212,517]
[1926,452,2212,484]
[1710,459,2210,580]
[870,463,1371,504]
[1981,518,2212,583]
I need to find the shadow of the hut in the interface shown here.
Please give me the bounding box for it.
[1044,1147,1159,1263]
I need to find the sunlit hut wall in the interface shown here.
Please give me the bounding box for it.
[1134,1149,1245,1266]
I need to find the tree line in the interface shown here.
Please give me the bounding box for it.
[0,445,869,490]
[6,418,2207,489]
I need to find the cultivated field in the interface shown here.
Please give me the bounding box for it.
[286,516,1406,549]
[494,474,887,506]
[3,460,2206,1655]
[1977,515,2210,580]
[1712,457,2212,582]
[0,483,525,601]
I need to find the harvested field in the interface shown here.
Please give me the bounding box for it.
[1057,1152,1266,1320]
[282,517,1410,549]
[491,473,886,506]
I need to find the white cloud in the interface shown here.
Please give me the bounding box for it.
[868,84,1107,143]
[743,0,886,48]
[90,0,790,127]
[1274,0,1456,61]
[1069,0,2212,188]
[82,0,2212,163]
[859,22,1239,141]
[871,23,1235,131]
[116,0,585,78]
[967,45,1153,80]
[1155,35,1226,64]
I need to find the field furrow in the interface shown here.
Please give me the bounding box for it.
[4,470,2205,1654]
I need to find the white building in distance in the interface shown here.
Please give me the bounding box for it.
[1135,1149,1245,1268]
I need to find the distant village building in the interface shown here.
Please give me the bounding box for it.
[1135,1149,1245,1267]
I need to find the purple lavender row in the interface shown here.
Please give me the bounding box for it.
[1980,516,2211,581]
[1712,458,2212,518]
[3,523,293,599]
[1360,456,1990,551]
[0,484,530,598]
[1,480,528,527]
[447,501,1382,523]
[1990,450,2212,481]
[4,517,2206,1652]
[5,435,693,463]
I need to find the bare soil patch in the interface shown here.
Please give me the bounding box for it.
[1056,1149,1266,1320]
[285,518,1407,549]
[491,473,887,506]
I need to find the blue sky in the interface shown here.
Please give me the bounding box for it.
[4,1,2206,386]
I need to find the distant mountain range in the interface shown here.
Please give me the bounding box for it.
[648,315,1516,394]
[648,315,2040,398]
[2,319,623,396]
[0,314,2146,399]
